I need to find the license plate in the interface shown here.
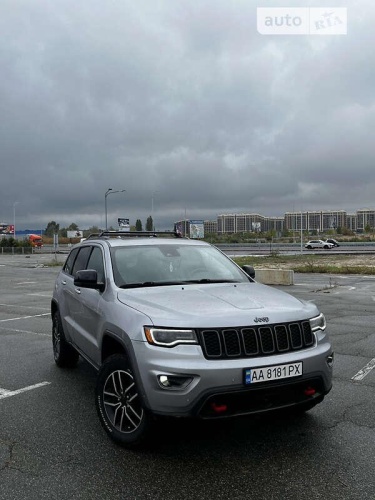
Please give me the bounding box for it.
[244,362,303,385]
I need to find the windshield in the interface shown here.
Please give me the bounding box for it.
[111,244,249,288]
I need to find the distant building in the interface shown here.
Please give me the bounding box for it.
[346,214,357,232]
[177,208,375,236]
[356,209,375,232]
[284,210,347,233]
[217,213,270,233]
[204,220,217,234]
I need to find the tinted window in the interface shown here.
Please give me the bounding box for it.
[71,246,92,277]
[87,246,105,283]
[63,248,79,276]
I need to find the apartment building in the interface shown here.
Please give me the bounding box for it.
[217,213,269,233]
[356,209,375,232]
[285,210,347,233]
[215,209,375,234]
[204,220,217,234]
[177,209,375,236]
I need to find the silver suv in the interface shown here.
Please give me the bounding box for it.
[51,231,333,446]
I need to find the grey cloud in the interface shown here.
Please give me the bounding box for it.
[1,0,375,229]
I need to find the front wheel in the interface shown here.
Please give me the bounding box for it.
[52,311,79,368]
[95,354,152,447]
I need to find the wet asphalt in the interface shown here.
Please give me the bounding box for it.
[0,254,374,500]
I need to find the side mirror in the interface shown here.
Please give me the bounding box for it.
[74,269,105,291]
[242,265,256,280]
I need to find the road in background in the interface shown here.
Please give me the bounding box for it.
[0,256,374,499]
[2,241,375,258]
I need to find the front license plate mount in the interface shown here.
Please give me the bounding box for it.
[244,362,303,385]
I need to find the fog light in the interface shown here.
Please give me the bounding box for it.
[326,352,334,368]
[159,375,171,387]
[157,374,193,390]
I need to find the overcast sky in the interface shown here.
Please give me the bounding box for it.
[1,0,374,231]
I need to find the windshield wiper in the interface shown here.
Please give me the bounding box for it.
[182,279,240,284]
[119,280,187,289]
[119,279,242,289]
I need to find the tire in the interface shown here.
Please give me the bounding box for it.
[324,245,329,249]
[52,311,79,368]
[95,354,152,447]
[307,245,312,249]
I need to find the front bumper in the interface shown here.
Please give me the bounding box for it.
[131,338,333,418]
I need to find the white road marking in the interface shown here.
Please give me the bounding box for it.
[0,303,49,311]
[28,293,52,297]
[16,281,38,285]
[0,381,51,400]
[0,313,50,322]
[352,358,375,381]
[0,326,50,336]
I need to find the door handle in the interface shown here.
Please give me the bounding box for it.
[75,288,81,294]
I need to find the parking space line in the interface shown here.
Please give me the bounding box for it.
[352,358,375,381]
[0,382,51,400]
[0,303,50,311]
[0,326,50,336]
[0,313,50,322]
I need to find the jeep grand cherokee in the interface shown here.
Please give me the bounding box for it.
[51,231,333,446]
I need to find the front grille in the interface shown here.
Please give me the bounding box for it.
[199,321,314,359]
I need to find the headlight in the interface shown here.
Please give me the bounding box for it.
[309,313,326,332]
[144,327,198,347]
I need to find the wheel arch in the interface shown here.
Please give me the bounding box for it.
[101,333,127,364]
[100,332,152,412]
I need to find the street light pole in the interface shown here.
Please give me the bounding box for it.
[104,188,126,230]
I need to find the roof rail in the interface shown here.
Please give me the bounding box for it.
[85,231,185,240]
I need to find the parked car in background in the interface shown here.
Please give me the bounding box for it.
[51,231,333,446]
[325,238,340,247]
[305,240,334,250]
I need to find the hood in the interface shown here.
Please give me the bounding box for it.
[117,282,318,328]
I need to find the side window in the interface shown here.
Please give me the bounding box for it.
[63,248,79,276]
[71,246,92,277]
[86,247,105,283]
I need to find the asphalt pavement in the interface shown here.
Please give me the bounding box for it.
[0,254,374,500]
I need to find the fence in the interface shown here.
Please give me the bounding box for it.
[0,247,34,255]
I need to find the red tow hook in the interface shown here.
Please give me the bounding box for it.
[304,386,316,396]
[211,402,228,414]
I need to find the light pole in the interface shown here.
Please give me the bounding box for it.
[13,201,19,239]
[104,188,126,230]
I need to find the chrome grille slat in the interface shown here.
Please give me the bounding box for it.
[200,321,315,359]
